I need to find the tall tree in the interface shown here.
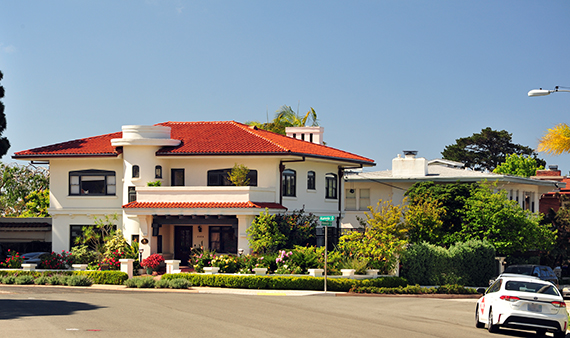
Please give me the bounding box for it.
[245,105,319,135]
[0,70,10,158]
[492,153,544,178]
[538,123,570,155]
[441,127,545,171]
[0,163,49,217]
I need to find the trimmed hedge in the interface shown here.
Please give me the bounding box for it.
[350,284,478,295]
[161,273,408,292]
[0,270,128,285]
[400,240,495,287]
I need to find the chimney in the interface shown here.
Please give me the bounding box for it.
[285,126,324,145]
[392,151,428,177]
[532,164,563,181]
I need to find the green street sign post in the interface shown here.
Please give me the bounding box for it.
[319,216,335,293]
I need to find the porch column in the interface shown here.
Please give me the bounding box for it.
[137,215,152,259]
[236,215,255,254]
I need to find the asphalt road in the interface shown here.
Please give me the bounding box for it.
[0,285,561,338]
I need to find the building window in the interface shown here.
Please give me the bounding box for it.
[155,165,162,179]
[69,170,116,196]
[207,168,258,186]
[325,173,337,199]
[70,224,116,248]
[128,186,136,203]
[209,226,237,253]
[282,169,296,197]
[359,189,370,210]
[171,169,185,186]
[307,171,316,190]
[132,165,140,178]
[346,189,356,210]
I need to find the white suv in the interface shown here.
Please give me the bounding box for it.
[476,275,567,337]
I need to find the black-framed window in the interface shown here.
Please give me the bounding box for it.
[132,165,140,178]
[325,173,338,199]
[128,186,137,203]
[282,169,296,197]
[155,165,162,179]
[70,224,116,248]
[307,171,316,190]
[69,170,116,196]
[207,168,258,186]
[209,226,237,254]
[171,169,185,186]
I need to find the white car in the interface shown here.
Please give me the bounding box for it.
[476,275,567,337]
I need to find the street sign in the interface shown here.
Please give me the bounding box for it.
[320,216,335,227]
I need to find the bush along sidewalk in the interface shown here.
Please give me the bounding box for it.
[124,276,191,289]
[160,273,408,292]
[350,284,478,295]
[0,270,128,285]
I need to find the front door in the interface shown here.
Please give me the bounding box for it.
[174,226,193,266]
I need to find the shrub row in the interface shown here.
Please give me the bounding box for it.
[0,270,128,285]
[350,284,478,295]
[400,240,496,287]
[124,277,191,289]
[1,273,93,287]
[160,273,408,292]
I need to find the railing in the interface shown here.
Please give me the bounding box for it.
[136,186,278,203]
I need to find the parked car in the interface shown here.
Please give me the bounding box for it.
[476,275,567,337]
[21,252,50,265]
[501,264,559,287]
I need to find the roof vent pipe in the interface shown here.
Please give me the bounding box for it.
[403,150,418,158]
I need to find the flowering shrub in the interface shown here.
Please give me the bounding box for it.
[238,254,270,274]
[211,254,240,273]
[40,251,73,269]
[190,250,215,273]
[274,250,302,274]
[141,254,164,270]
[0,250,23,268]
[99,249,128,270]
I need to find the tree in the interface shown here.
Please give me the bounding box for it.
[338,200,409,274]
[0,163,49,216]
[228,163,250,186]
[247,209,287,254]
[75,214,118,253]
[245,105,319,135]
[492,153,544,177]
[441,127,545,171]
[537,123,570,155]
[0,70,9,158]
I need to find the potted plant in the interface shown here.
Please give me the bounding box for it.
[140,254,165,275]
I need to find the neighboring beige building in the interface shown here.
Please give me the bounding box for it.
[13,121,375,263]
[342,151,562,229]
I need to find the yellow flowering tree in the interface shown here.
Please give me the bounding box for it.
[538,123,570,155]
[338,200,409,274]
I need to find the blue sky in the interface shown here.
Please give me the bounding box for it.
[1,1,569,172]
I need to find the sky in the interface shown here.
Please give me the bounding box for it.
[1,1,570,172]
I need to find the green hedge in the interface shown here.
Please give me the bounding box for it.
[400,240,495,286]
[0,270,128,285]
[161,273,408,292]
[350,284,478,295]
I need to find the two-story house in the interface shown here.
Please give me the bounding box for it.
[13,121,374,263]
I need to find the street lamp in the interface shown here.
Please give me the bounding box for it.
[528,86,570,97]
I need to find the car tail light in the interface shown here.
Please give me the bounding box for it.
[551,301,566,308]
[500,295,520,302]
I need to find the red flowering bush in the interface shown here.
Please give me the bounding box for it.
[40,251,73,269]
[0,250,24,268]
[141,254,164,270]
[99,249,128,270]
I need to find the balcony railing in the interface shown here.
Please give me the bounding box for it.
[135,186,278,204]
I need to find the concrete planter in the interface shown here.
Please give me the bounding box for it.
[341,269,356,277]
[308,268,324,277]
[203,267,220,274]
[366,269,379,277]
[72,264,88,271]
[252,267,267,275]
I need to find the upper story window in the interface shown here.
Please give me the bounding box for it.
[171,169,185,186]
[307,171,316,190]
[325,173,337,199]
[359,188,370,210]
[346,189,356,210]
[132,165,140,178]
[282,169,296,197]
[155,165,162,179]
[207,168,258,186]
[69,170,116,196]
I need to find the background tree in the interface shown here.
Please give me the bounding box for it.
[245,105,319,135]
[537,123,570,155]
[441,127,545,171]
[0,163,49,216]
[74,214,118,253]
[228,163,250,186]
[492,153,544,177]
[0,70,10,158]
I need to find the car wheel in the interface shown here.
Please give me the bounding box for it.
[475,305,484,329]
[487,308,499,333]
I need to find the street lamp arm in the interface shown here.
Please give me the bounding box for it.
[528,86,570,97]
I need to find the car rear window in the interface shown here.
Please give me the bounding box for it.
[505,281,559,296]
[504,266,533,275]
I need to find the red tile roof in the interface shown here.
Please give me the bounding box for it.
[122,201,286,210]
[13,121,374,164]
[14,132,122,158]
